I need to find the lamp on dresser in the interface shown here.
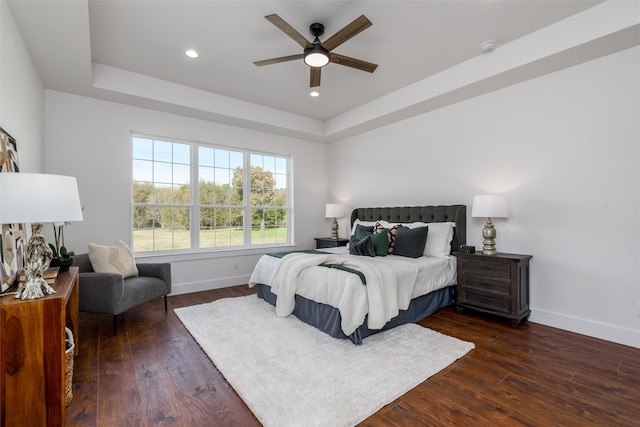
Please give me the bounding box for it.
[325,203,344,239]
[471,194,508,255]
[0,173,83,299]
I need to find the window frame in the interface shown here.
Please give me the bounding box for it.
[131,133,292,255]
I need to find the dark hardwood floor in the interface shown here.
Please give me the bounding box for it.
[67,286,640,426]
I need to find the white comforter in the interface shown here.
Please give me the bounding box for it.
[248,247,457,336]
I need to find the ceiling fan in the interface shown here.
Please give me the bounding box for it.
[253,14,378,88]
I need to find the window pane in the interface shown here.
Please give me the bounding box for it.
[231,186,243,206]
[133,159,153,182]
[172,207,191,250]
[154,140,173,162]
[275,157,287,174]
[153,183,172,204]
[199,179,214,205]
[230,151,243,169]
[173,163,190,186]
[214,167,230,185]
[154,162,172,185]
[199,207,243,248]
[173,143,190,164]
[199,166,214,183]
[250,208,287,244]
[214,149,230,168]
[199,146,214,167]
[132,182,152,203]
[173,184,190,204]
[133,136,153,160]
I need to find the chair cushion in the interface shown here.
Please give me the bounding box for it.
[88,240,139,279]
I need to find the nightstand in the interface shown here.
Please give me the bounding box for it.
[455,252,532,328]
[315,237,349,249]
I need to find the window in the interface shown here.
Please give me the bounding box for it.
[132,135,290,253]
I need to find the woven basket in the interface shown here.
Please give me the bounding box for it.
[64,327,75,407]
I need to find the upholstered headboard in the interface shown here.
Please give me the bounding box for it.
[350,205,466,254]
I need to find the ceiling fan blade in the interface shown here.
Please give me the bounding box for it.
[322,15,372,52]
[310,67,321,87]
[330,53,378,73]
[265,14,312,49]
[254,54,304,67]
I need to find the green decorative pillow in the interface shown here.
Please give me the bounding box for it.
[348,235,376,257]
[393,226,428,258]
[374,222,399,254]
[370,229,389,257]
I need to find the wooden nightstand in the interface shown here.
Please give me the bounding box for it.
[315,237,349,249]
[455,252,532,328]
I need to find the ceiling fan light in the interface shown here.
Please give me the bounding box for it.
[304,43,330,67]
[304,52,329,67]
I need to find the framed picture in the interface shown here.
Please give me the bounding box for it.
[1,127,26,292]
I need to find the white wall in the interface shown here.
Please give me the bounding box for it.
[328,47,640,348]
[44,91,329,294]
[0,0,44,172]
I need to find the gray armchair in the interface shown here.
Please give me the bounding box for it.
[73,253,171,335]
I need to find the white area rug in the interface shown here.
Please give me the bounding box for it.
[174,295,474,427]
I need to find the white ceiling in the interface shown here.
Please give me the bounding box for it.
[6,0,639,141]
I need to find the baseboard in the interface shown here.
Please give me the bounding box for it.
[170,275,251,296]
[530,308,640,349]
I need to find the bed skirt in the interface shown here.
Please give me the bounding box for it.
[255,284,455,344]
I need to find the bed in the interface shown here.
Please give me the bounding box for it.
[249,205,466,344]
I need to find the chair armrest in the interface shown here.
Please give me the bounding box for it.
[136,263,172,293]
[78,272,125,314]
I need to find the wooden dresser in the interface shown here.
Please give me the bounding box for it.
[1,267,79,426]
[455,252,532,328]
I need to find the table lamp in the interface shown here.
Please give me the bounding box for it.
[0,173,83,299]
[325,204,344,240]
[471,195,508,255]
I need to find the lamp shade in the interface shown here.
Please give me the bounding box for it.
[471,195,509,218]
[0,173,83,224]
[325,203,344,218]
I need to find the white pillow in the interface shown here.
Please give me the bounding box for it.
[409,222,455,258]
[88,240,139,279]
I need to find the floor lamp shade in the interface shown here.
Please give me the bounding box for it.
[471,195,508,255]
[0,173,83,299]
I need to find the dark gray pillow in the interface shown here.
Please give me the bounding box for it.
[393,225,428,258]
[349,235,376,257]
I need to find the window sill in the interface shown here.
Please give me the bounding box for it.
[133,244,298,263]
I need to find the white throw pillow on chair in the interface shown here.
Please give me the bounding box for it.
[88,240,139,278]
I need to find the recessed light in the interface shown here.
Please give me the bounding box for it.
[310,91,320,97]
[481,40,496,53]
[185,49,199,59]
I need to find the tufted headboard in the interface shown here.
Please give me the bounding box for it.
[350,205,466,254]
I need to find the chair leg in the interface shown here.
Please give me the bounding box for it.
[164,295,168,313]
[113,314,118,336]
